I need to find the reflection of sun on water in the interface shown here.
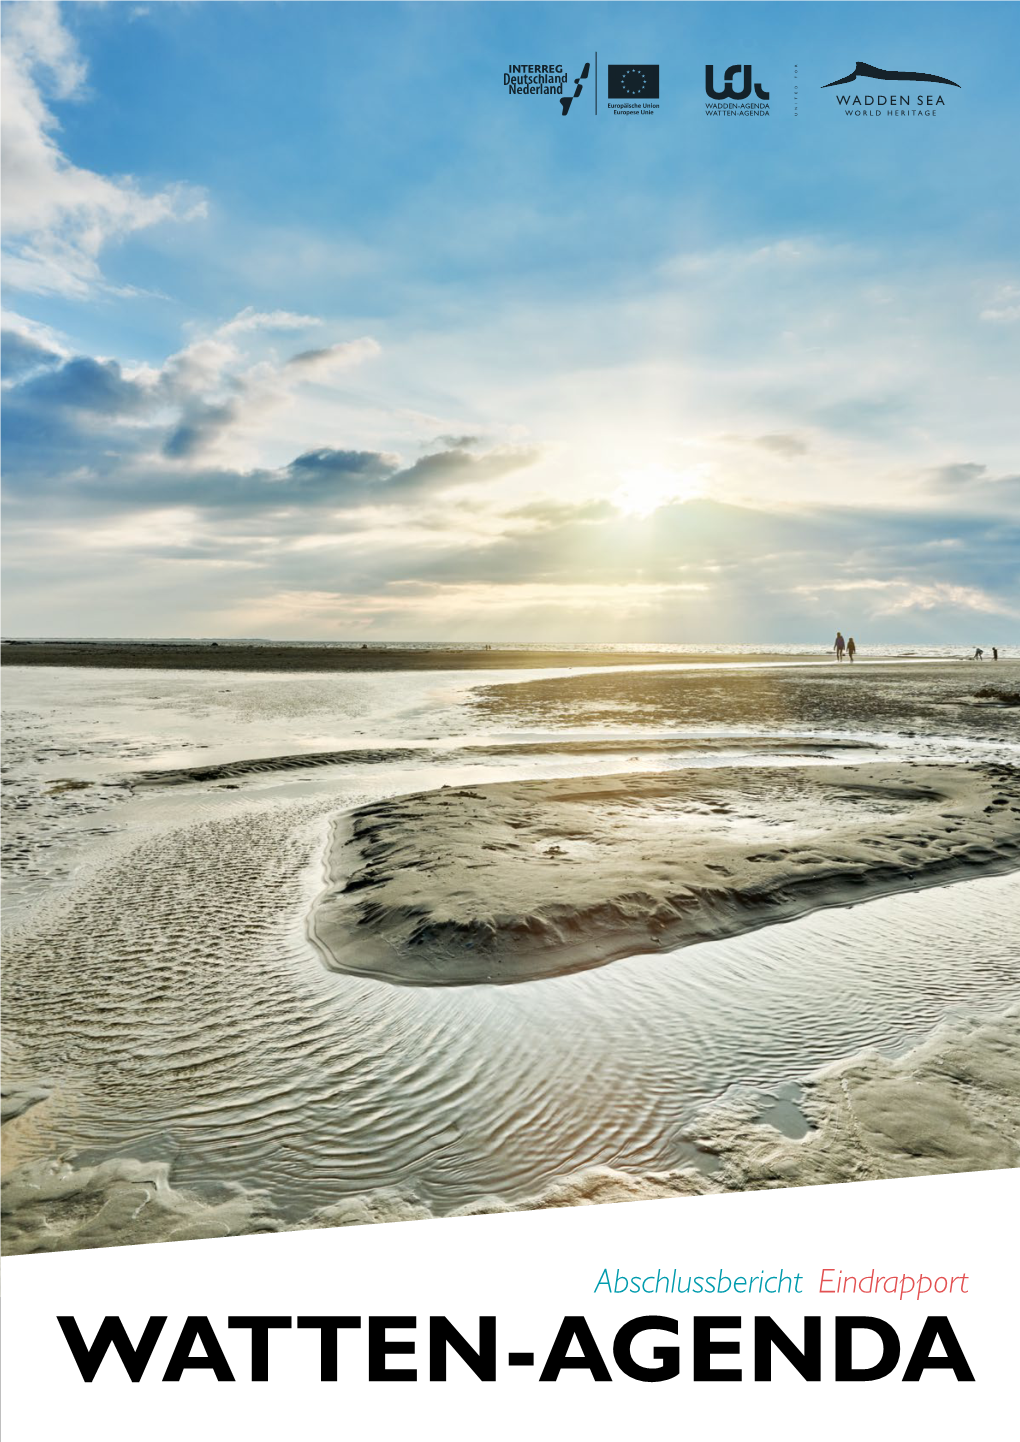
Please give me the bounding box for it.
[611,464,707,518]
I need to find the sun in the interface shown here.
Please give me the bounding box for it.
[611,464,707,518]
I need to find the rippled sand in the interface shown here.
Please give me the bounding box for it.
[2,660,1018,1252]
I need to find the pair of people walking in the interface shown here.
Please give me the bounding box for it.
[834,631,856,662]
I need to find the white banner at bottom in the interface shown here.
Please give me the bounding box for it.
[2,1168,1015,1439]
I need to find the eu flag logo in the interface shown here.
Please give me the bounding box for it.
[607,64,659,99]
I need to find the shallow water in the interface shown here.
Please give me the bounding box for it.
[2,664,1019,1241]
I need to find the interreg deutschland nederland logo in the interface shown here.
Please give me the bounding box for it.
[705,63,769,117]
[503,64,571,98]
[502,61,590,116]
[821,61,960,118]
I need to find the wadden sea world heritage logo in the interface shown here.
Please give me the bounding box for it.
[606,62,660,117]
[821,60,960,119]
[705,63,770,117]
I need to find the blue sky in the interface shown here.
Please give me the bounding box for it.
[2,1,1017,641]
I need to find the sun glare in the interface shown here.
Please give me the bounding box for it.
[611,464,707,518]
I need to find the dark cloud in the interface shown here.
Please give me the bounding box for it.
[164,400,243,459]
[0,334,539,518]
[13,356,148,415]
[285,345,348,370]
[287,346,339,367]
[505,498,616,527]
[432,434,480,450]
[255,443,539,510]
[752,432,809,458]
[284,339,379,373]
[0,429,540,525]
[1,398,90,471]
[390,445,539,493]
[928,462,987,488]
[924,463,1020,512]
[106,454,404,514]
[721,431,809,459]
[1,353,164,489]
[2,333,1014,639]
[1,329,63,380]
[287,448,397,480]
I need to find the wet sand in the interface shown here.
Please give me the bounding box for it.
[474,657,1020,739]
[6,1004,1016,1249]
[697,1006,1020,1190]
[2,658,1018,1253]
[451,1005,1020,1213]
[314,761,1020,985]
[2,641,828,672]
[348,1005,1020,1220]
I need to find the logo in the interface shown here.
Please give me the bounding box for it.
[822,61,959,89]
[705,62,770,118]
[607,64,659,100]
[822,60,960,119]
[502,61,591,118]
[504,64,569,97]
[706,64,769,101]
[560,61,590,117]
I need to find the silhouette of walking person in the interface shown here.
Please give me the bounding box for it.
[834,631,846,661]
[847,637,857,662]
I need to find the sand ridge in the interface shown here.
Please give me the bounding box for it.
[126,734,872,788]
[312,760,1020,985]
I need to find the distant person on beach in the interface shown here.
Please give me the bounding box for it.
[993,647,998,661]
[834,631,846,661]
[847,637,857,662]
[973,647,984,660]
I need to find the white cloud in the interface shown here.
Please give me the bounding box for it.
[1,306,71,382]
[68,310,383,466]
[286,337,382,374]
[0,306,70,363]
[148,319,381,464]
[217,307,322,337]
[210,580,712,636]
[790,578,1015,619]
[0,1,206,297]
[979,284,1020,323]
